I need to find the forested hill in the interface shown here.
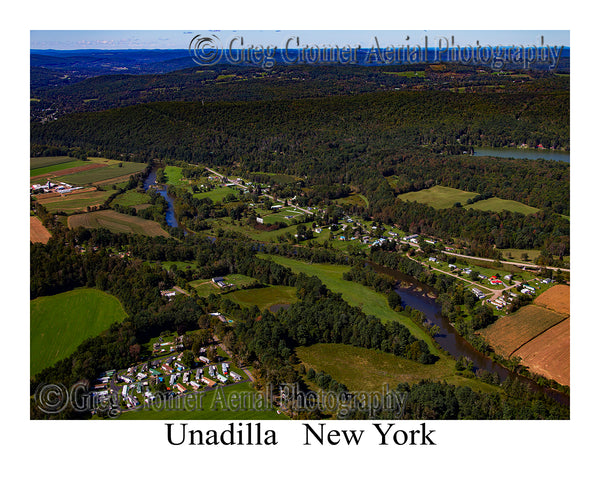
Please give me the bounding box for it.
[30,63,569,121]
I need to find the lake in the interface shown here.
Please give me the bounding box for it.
[473,147,570,163]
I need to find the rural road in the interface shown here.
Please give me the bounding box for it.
[443,250,570,272]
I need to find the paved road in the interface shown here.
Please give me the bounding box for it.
[443,250,570,272]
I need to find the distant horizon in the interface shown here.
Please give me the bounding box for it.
[30,30,570,51]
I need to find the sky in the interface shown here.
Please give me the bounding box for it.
[30,30,570,50]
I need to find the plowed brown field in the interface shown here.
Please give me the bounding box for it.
[30,217,51,244]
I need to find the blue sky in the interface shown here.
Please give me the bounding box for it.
[31,30,570,50]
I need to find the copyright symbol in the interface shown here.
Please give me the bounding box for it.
[35,383,69,415]
[189,34,222,66]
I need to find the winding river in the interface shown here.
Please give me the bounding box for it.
[143,166,179,228]
[369,262,569,406]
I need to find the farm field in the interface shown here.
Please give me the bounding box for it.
[118,382,286,420]
[513,317,570,385]
[30,159,90,178]
[37,189,113,213]
[465,197,540,215]
[223,285,299,311]
[534,284,570,315]
[296,343,502,394]
[30,156,73,170]
[259,254,438,353]
[30,216,52,244]
[55,159,146,185]
[164,166,188,186]
[498,248,541,263]
[398,185,477,209]
[479,304,567,358]
[68,210,169,237]
[30,288,127,376]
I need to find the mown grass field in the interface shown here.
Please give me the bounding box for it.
[223,285,298,311]
[398,185,477,209]
[30,159,89,177]
[334,194,369,207]
[259,254,439,353]
[117,382,286,420]
[110,189,152,207]
[465,197,539,215]
[68,210,169,237]
[193,186,239,203]
[30,288,127,376]
[37,189,113,213]
[30,156,73,170]
[164,166,188,186]
[479,304,567,357]
[55,160,146,185]
[297,343,502,394]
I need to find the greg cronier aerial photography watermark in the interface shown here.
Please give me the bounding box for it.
[33,382,406,419]
[188,33,565,70]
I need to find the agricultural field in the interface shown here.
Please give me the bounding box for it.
[465,197,540,215]
[296,343,502,394]
[36,189,113,213]
[479,304,567,358]
[110,189,152,207]
[398,186,477,209]
[30,159,90,178]
[223,285,298,311]
[30,156,74,170]
[30,288,127,376]
[164,166,188,186]
[534,284,570,315]
[68,210,169,237]
[54,159,146,185]
[30,216,52,244]
[118,382,286,420]
[498,248,541,263]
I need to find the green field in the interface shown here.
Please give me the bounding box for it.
[37,190,114,214]
[118,382,286,420]
[30,159,89,177]
[223,285,298,311]
[55,160,146,185]
[193,186,239,203]
[466,197,539,215]
[259,254,439,353]
[30,288,127,376]
[334,194,369,207]
[297,343,502,394]
[164,166,188,186]
[30,156,74,170]
[383,70,425,77]
[398,185,478,209]
[110,189,152,207]
[68,210,169,237]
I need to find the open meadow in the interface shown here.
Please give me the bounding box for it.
[36,189,113,213]
[465,197,540,215]
[398,185,477,209]
[223,285,298,311]
[30,288,127,376]
[68,210,169,237]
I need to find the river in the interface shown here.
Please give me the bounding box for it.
[368,261,569,406]
[143,166,179,228]
[473,146,570,163]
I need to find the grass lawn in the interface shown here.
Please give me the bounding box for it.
[259,254,439,354]
[223,285,298,311]
[30,288,127,376]
[68,210,169,237]
[110,189,152,207]
[193,186,239,203]
[209,217,314,242]
[465,197,539,215]
[398,185,478,209]
[118,382,286,420]
[297,343,502,395]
